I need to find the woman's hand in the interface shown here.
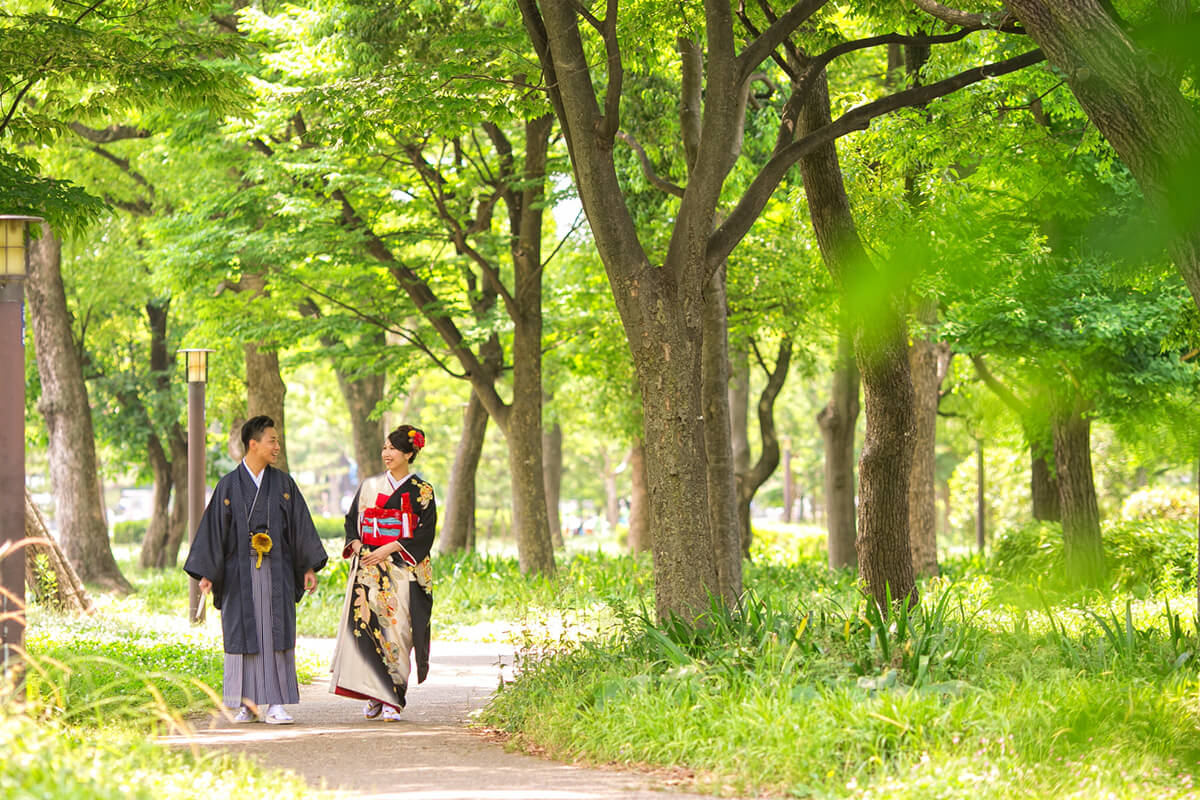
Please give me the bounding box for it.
[359,542,395,568]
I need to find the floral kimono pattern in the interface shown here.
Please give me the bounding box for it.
[330,472,437,710]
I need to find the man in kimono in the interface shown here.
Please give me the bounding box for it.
[184,415,328,724]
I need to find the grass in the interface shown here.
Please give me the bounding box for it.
[17,522,1200,798]
[478,543,1200,799]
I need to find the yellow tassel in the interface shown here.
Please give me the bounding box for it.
[251,532,273,568]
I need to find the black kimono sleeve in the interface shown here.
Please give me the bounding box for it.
[283,475,328,602]
[342,485,363,559]
[182,476,234,609]
[400,479,437,564]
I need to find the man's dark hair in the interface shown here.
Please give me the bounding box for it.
[241,415,276,452]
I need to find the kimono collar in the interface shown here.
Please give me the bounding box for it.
[242,460,267,488]
[387,471,414,491]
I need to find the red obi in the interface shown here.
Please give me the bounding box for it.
[360,493,417,546]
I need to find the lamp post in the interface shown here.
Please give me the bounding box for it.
[0,214,43,683]
[179,348,213,624]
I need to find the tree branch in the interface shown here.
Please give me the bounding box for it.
[616,131,685,197]
[293,280,468,379]
[69,122,151,142]
[709,48,1045,268]
[907,0,1018,30]
[736,0,830,84]
[971,354,1030,419]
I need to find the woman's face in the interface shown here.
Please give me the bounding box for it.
[382,438,410,472]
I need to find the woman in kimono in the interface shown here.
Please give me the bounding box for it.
[330,424,436,721]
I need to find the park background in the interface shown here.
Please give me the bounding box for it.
[4,0,1200,798]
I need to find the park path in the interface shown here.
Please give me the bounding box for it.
[164,637,731,800]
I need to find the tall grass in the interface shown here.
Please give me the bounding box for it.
[481,556,1200,798]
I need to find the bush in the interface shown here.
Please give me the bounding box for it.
[312,515,345,538]
[112,521,147,545]
[991,517,1195,592]
[749,520,826,565]
[1120,486,1198,522]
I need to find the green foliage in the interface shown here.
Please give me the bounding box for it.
[111,520,147,545]
[1120,486,1199,522]
[0,712,313,800]
[991,517,1197,594]
[483,556,1200,799]
[24,613,225,724]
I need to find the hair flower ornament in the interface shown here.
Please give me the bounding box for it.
[251,532,273,568]
[408,430,425,450]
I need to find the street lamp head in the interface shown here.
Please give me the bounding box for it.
[0,216,44,279]
[179,348,215,383]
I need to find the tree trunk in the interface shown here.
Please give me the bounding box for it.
[1052,401,1106,585]
[1005,0,1200,311]
[334,345,386,479]
[603,451,619,534]
[627,437,651,554]
[502,114,556,576]
[139,299,185,569]
[729,339,751,478]
[730,338,752,552]
[163,426,188,565]
[1030,442,1061,521]
[975,439,986,554]
[798,72,915,607]
[818,312,860,570]
[735,337,791,559]
[543,421,564,549]
[26,224,129,593]
[783,441,794,523]
[244,342,288,470]
[439,389,490,553]
[138,434,172,568]
[702,261,741,604]
[25,489,93,613]
[908,300,946,577]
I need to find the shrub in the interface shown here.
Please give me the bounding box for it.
[1120,486,1198,523]
[312,515,345,538]
[112,521,148,545]
[749,520,826,564]
[991,518,1195,592]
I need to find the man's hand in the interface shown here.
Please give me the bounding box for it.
[198,577,212,594]
[304,569,318,594]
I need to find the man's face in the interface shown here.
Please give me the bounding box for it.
[250,427,281,465]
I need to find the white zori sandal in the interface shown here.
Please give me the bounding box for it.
[364,700,383,719]
[264,704,294,725]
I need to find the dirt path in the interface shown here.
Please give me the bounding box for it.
[165,638,726,799]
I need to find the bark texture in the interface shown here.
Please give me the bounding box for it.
[818,312,860,570]
[26,224,130,593]
[543,421,564,549]
[244,342,288,470]
[907,300,950,577]
[334,344,386,478]
[735,338,791,559]
[497,114,555,576]
[797,74,916,607]
[440,390,490,553]
[702,261,742,604]
[627,438,651,553]
[139,300,187,569]
[25,489,94,613]
[1030,444,1061,521]
[1052,401,1106,585]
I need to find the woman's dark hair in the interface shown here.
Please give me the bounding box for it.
[388,425,426,463]
[241,415,275,452]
